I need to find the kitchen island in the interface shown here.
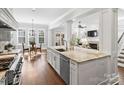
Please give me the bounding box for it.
[47,46,112,85]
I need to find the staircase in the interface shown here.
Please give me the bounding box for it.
[118,49,124,67]
[118,32,124,67]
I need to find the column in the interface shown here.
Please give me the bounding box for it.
[65,20,73,47]
[99,8,118,83]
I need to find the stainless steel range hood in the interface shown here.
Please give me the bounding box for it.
[0,20,16,31]
[0,8,18,31]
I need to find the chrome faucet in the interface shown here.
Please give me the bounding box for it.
[64,40,68,51]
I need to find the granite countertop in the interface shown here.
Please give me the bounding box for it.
[0,70,6,80]
[0,49,21,56]
[49,46,110,63]
[0,54,15,60]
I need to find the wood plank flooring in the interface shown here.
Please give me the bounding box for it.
[20,51,65,85]
[20,50,124,85]
[118,66,124,85]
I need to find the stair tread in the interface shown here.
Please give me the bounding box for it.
[118,55,124,58]
[119,54,124,56]
[120,51,124,54]
[118,63,124,67]
[118,58,124,63]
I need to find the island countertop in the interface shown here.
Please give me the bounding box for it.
[48,46,110,63]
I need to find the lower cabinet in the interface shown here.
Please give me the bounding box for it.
[52,52,60,74]
[47,49,77,85]
[47,50,51,63]
[47,49,60,75]
[55,56,60,74]
[70,60,78,85]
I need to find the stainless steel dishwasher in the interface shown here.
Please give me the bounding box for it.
[60,55,70,85]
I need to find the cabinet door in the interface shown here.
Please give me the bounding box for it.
[55,54,60,74]
[49,51,60,74]
[47,50,50,63]
[51,52,56,69]
[70,61,78,85]
[47,50,52,65]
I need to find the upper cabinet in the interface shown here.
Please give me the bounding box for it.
[0,8,18,31]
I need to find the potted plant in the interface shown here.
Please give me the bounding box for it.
[29,37,36,47]
[76,38,80,45]
[4,43,14,51]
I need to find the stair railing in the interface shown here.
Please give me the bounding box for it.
[118,32,124,44]
[118,32,124,55]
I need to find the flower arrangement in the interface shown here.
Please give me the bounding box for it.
[29,37,35,45]
[4,43,15,51]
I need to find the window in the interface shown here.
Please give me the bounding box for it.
[39,30,44,43]
[18,29,25,44]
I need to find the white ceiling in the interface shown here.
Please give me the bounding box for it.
[80,12,99,25]
[12,8,72,25]
[72,12,99,28]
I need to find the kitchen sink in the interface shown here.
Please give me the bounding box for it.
[56,48,66,52]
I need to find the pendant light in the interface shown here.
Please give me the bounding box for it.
[30,8,36,43]
[31,8,36,36]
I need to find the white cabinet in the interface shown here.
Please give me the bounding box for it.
[51,53,56,68]
[47,48,60,75]
[70,60,78,85]
[70,56,110,85]
[47,49,52,64]
[54,54,60,74]
[78,57,109,85]
[52,52,60,74]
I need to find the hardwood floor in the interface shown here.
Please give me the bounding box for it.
[20,51,65,85]
[118,66,124,85]
[20,50,124,85]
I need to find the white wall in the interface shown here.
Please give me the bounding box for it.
[118,19,124,39]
